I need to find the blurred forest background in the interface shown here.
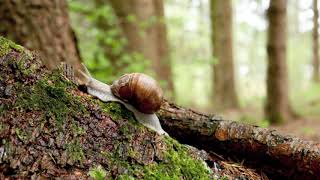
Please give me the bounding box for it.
[1,0,320,140]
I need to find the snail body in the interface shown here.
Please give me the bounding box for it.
[71,64,167,135]
[111,73,163,114]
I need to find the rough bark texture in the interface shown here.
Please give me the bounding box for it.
[0,37,216,179]
[313,0,320,82]
[158,101,320,179]
[265,0,292,124]
[0,0,82,71]
[109,0,175,97]
[2,36,318,179]
[210,0,239,110]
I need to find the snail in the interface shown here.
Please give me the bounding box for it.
[63,63,167,135]
[111,73,163,114]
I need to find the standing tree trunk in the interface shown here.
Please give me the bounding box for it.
[0,0,82,71]
[154,0,175,96]
[210,0,239,110]
[109,0,175,97]
[265,0,292,124]
[313,0,320,82]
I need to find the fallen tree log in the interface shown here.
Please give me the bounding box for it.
[0,35,271,179]
[158,101,320,179]
[1,36,318,179]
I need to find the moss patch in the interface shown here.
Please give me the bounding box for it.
[15,70,86,127]
[99,101,136,122]
[0,36,213,179]
[0,36,23,57]
[143,137,212,179]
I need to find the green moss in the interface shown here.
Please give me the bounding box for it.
[66,139,85,163]
[118,174,135,180]
[0,104,9,116]
[100,102,135,122]
[0,36,24,57]
[0,37,213,179]
[15,70,86,127]
[88,165,108,180]
[15,128,28,142]
[71,122,86,136]
[142,137,211,180]
[99,136,212,179]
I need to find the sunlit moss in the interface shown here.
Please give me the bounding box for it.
[88,165,108,180]
[0,36,23,57]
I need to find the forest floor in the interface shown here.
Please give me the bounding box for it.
[274,116,320,141]
[220,107,320,142]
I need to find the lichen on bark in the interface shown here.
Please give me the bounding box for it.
[0,36,212,179]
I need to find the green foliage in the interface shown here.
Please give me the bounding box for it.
[68,0,150,83]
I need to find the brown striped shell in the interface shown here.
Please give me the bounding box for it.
[110,73,164,114]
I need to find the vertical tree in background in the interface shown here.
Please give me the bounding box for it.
[109,0,175,96]
[313,0,320,82]
[210,0,239,110]
[0,0,82,70]
[266,0,292,124]
[154,0,175,95]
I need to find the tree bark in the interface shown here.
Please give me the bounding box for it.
[158,101,320,179]
[153,0,175,97]
[313,0,320,82]
[2,36,319,179]
[210,0,239,110]
[0,0,82,71]
[265,0,292,124]
[109,0,175,97]
[0,38,217,179]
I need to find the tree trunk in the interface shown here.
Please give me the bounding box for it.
[153,0,175,97]
[158,101,320,179]
[0,0,82,71]
[313,0,320,82]
[265,0,292,124]
[109,0,175,97]
[210,0,239,110]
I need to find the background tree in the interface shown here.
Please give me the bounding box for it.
[313,0,319,82]
[0,0,82,71]
[93,0,125,75]
[109,0,175,97]
[265,0,292,124]
[210,0,239,110]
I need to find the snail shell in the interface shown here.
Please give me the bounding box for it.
[111,73,163,114]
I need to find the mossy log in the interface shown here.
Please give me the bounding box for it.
[1,36,319,179]
[158,101,320,179]
[0,37,216,179]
